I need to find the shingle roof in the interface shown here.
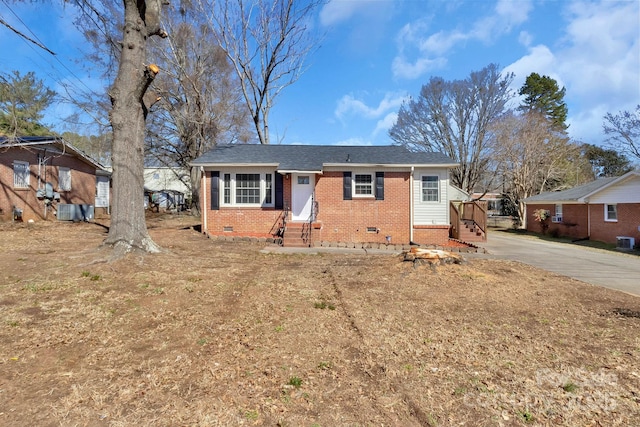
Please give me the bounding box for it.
[190,144,457,170]
[523,176,620,203]
[0,136,107,171]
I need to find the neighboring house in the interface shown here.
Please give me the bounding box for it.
[0,136,110,222]
[143,166,190,211]
[523,170,640,248]
[191,144,465,247]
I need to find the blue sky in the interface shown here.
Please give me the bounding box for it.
[1,0,638,147]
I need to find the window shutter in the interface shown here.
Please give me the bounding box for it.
[343,172,352,200]
[275,173,284,209]
[210,171,220,210]
[375,171,384,200]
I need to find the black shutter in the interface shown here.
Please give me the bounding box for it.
[375,171,384,200]
[210,171,219,210]
[275,173,284,209]
[343,171,352,200]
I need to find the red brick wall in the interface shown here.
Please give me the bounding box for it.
[312,171,411,244]
[589,203,640,245]
[0,148,97,222]
[526,202,640,245]
[413,225,452,245]
[202,170,453,245]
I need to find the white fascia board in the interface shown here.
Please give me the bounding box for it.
[189,163,279,168]
[278,170,323,174]
[323,163,458,168]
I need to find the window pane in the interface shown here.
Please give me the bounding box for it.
[13,161,29,188]
[265,174,272,204]
[421,176,439,202]
[354,174,372,195]
[223,174,231,204]
[236,173,260,204]
[59,168,71,191]
[607,204,617,220]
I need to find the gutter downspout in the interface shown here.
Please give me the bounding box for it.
[201,167,207,235]
[587,202,591,239]
[410,166,414,243]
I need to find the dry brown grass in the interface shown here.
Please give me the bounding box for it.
[0,215,639,426]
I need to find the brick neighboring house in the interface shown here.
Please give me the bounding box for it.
[523,170,640,247]
[0,136,110,222]
[191,144,460,247]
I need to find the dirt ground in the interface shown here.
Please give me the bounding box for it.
[0,215,639,427]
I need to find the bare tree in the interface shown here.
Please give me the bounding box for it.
[146,4,253,212]
[491,111,580,226]
[603,105,640,162]
[389,64,514,194]
[198,0,323,144]
[100,0,168,255]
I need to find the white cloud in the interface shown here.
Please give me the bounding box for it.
[392,0,533,80]
[335,137,373,146]
[373,112,398,136]
[335,92,406,121]
[319,0,367,26]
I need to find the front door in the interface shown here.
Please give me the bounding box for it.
[291,174,314,221]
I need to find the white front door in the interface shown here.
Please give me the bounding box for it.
[291,174,314,221]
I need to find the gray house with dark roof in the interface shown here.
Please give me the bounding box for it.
[191,144,462,247]
[523,170,640,247]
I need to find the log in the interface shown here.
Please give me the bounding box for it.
[402,247,465,266]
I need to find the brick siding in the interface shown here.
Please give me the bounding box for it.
[1,148,98,222]
[202,171,451,245]
[526,202,640,245]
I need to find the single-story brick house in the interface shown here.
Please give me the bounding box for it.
[191,144,462,247]
[0,136,110,222]
[523,170,640,248]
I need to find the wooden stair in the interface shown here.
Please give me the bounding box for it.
[458,219,486,242]
[282,222,311,247]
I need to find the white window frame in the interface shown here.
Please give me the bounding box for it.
[353,173,373,197]
[220,172,274,207]
[59,167,71,191]
[421,175,439,202]
[605,204,617,222]
[552,204,563,223]
[13,161,29,188]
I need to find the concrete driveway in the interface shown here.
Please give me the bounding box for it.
[471,231,640,297]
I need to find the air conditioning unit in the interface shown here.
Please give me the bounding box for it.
[551,215,563,223]
[616,236,635,250]
[57,204,94,221]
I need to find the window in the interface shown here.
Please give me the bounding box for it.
[235,173,261,204]
[13,161,29,188]
[421,176,439,202]
[297,176,309,185]
[265,174,273,204]
[219,172,274,206]
[59,167,71,191]
[552,204,563,223]
[223,174,231,204]
[354,174,373,196]
[605,204,617,222]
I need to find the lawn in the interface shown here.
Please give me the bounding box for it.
[0,215,638,426]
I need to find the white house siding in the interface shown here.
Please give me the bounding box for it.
[144,167,190,194]
[587,174,640,204]
[413,168,450,225]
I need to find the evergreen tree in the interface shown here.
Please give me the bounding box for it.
[0,70,55,136]
[518,72,568,130]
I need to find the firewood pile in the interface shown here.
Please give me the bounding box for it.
[402,246,466,270]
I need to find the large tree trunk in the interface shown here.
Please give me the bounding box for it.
[104,0,166,255]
